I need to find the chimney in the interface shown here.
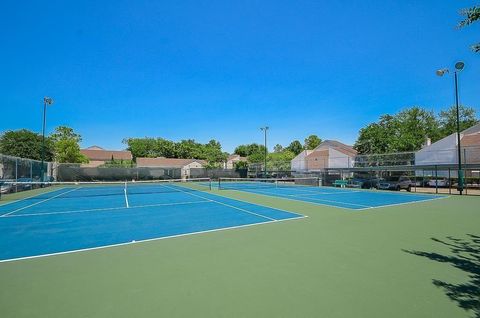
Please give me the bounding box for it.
[424,137,431,148]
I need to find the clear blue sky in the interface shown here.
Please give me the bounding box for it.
[1,0,479,153]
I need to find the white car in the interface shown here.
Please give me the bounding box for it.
[427,179,449,187]
[0,180,15,194]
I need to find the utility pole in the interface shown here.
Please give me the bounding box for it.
[260,126,269,176]
[40,97,54,182]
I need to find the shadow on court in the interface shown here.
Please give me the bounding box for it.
[404,235,480,318]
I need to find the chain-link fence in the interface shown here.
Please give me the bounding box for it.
[54,163,182,181]
[288,147,480,172]
[0,154,53,182]
[190,168,247,179]
[289,164,480,196]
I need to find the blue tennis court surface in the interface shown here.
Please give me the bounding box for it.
[0,183,304,262]
[217,181,445,210]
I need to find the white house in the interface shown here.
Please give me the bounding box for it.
[415,123,480,166]
[291,140,357,171]
[224,154,247,169]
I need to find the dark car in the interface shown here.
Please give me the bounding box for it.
[15,178,34,191]
[377,176,415,191]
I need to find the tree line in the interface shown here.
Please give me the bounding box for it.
[122,138,227,168]
[232,134,323,170]
[0,105,478,167]
[354,105,478,154]
[0,126,88,163]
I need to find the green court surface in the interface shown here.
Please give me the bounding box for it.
[0,189,479,318]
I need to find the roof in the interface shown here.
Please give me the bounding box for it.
[462,122,480,135]
[84,146,105,150]
[419,122,480,152]
[136,157,207,168]
[292,150,314,161]
[80,148,132,161]
[305,149,329,159]
[314,140,357,156]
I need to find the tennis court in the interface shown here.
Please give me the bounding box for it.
[0,177,479,318]
[0,179,304,262]
[217,178,446,209]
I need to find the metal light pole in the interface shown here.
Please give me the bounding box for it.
[40,97,54,182]
[260,126,269,176]
[436,62,465,194]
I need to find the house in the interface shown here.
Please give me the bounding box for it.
[224,154,247,169]
[136,157,206,178]
[80,146,133,167]
[291,140,357,171]
[415,123,480,176]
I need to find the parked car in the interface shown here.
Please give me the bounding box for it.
[16,178,34,190]
[427,179,450,188]
[377,176,415,191]
[347,178,381,189]
[0,179,15,194]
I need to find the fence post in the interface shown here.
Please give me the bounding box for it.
[414,169,417,193]
[448,168,451,195]
[464,148,467,195]
[435,165,438,194]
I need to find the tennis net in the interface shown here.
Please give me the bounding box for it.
[0,178,212,200]
[218,177,320,190]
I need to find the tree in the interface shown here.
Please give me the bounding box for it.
[273,144,284,153]
[176,139,203,159]
[458,6,480,52]
[268,150,295,171]
[438,105,478,138]
[234,143,266,157]
[286,140,303,155]
[123,137,227,165]
[395,107,440,151]
[202,140,228,166]
[247,151,265,163]
[122,138,158,159]
[304,135,322,150]
[0,129,54,161]
[155,138,177,158]
[354,115,399,154]
[354,107,440,154]
[50,126,88,163]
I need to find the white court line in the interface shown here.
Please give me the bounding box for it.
[356,195,450,210]
[0,188,81,217]
[162,185,278,221]
[242,188,372,208]
[210,191,307,218]
[227,187,449,211]
[0,186,70,207]
[124,186,130,208]
[0,215,306,263]
[286,191,362,197]
[274,187,351,195]
[1,200,212,218]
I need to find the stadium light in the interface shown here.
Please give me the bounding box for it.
[260,126,269,176]
[436,61,465,194]
[40,97,54,182]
